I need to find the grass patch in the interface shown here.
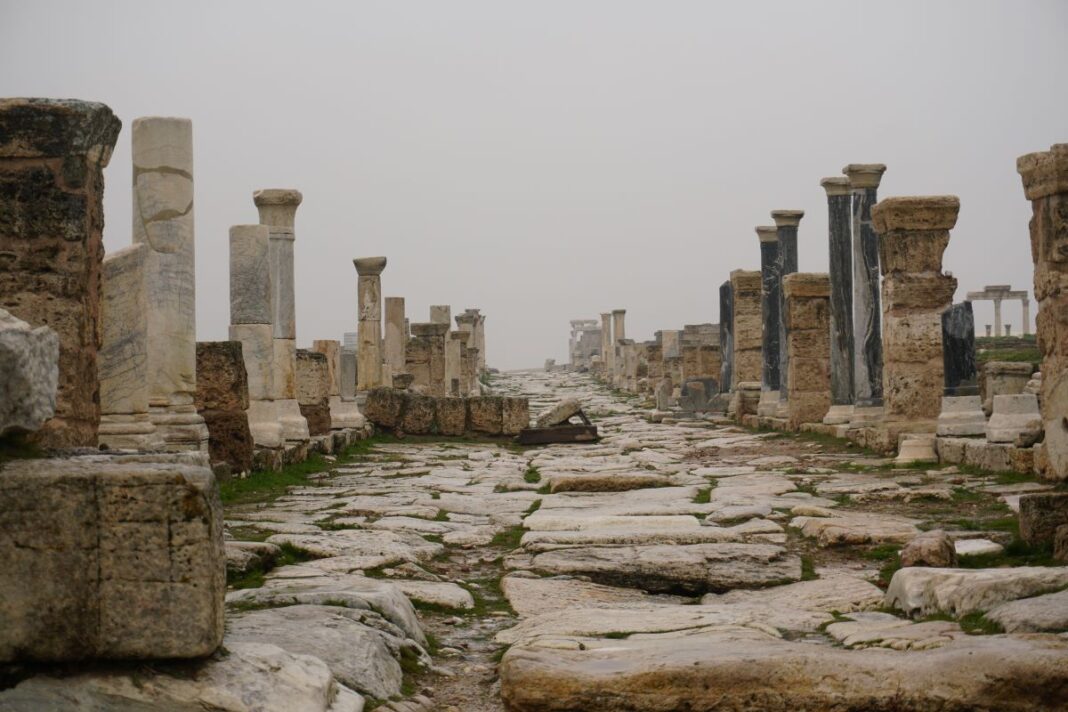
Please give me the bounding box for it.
[800,556,818,581]
[693,487,712,504]
[524,466,542,484]
[957,539,1058,569]
[921,611,1005,635]
[490,525,526,550]
[225,542,314,590]
[860,544,902,587]
[525,498,543,515]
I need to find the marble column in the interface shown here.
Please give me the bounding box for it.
[311,340,342,399]
[1022,298,1031,336]
[132,117,208,451]
[254,188,308,441]
[756,225,781,416]
[845,163,888,424]
[612,309,626,387]
[871,195,959,432]
[600,312,613,379]
[384,297,407,382]
[449,331,468,396]
[355,257,387,390]
[98,243,164,449]
[0,99,121,448]
[821,177,855,424]
[466,308,487,373]
[229,224,282,447]
[772,210,804,418]
[730,269,763,388]
[783,273,832,430]
[937,302,985,437]
[1018,143,1068,480]
[719,280,734,393]
[455,312,477,393]
[993,298,1003,339]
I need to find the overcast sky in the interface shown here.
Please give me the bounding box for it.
[3,1,1066,370]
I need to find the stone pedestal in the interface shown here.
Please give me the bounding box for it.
[756,226,781,403]
[255,189,308,443]
[354,257,387,391]
[981,361,1034,415]
[942,302,979,396]
[730,270,763,388]
[719,280,733,393]
[296,349,332,435]
[1017,144,1068,478]
[872,195,959,431]
[330,339,366,430]
[132,117,208,452]
[229,224,282,448]
[99,244,163,450]
[384,297,407,382]
[845,163,888,412]
[822,177,855,423]
[937,395,987,437]
[409,322,450,396]
[772,210,804,418]
[0,98,121,448]
[311,339,342,398]
[783,273,831,429]
[986,393,1042,445]
[194,341,253,474]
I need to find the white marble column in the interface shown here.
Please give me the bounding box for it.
[131,117,207,451]
[355,257,387,390]
[254,188,308,441]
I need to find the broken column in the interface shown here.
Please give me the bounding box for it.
[730,269,763,388]
[937,302,985,436]
[0,98,121,447]
[312,339,341,399]
[194,341,253,474]
[296,349,332,435]
[451,331,471,395]
[408,323,450,396]
[755,225,781,416]
[313,338,362,429]
[821,176,855,425]
[611,309,627,387]
[354,257,387,391]
[254,189,308,442]
[773,210,804,418]
[845,163,888,424]
[871,195,959,433]
[1018,143,1068,480]
[599,312,613,379]
[455,312,479,394]
[229,224,282,448]
[98,244,163,449]
[132,117,208,451]
[465,308,487,374]
[783,273,832,429]
[384,296,407,382]
[719,280,733,393]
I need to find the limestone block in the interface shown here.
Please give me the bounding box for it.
[229,324,274,401]
[981,361,1034,415]
[783,273,831,429]
[0,453,224,661]
[1056,525,1068,562]
[468,396,504,435]
[0,309,59,436]
[199,409,253,474]
[363,387,405,429]
[502,397,530,435]
[0,99,122,447]
[246,399,284,449]
[729,270,763,386]
[870,195,960,233]
[276,397,310,442]
[328,396,367,431]
[99,244,150,418]
[900,530,957,568]
[296,349,331,436]
[535,398,583,428]
[436,397,467,436]
[195,341,249,412]
[340,348,357,399]
[354,256,387,391]
[254,189,301,341]
[399,394,436,434]
[273,338,298,401]
[936,436,968,464]
[311,340,341,397]
[936,395,986,437]
[986,393,1042,444]
[228,224,273,326]
[1018,492,1068,547]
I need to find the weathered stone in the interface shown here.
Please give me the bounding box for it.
[0,308,59,437]
[310,340,341,397]
[937,395,986,437]
[982,361,1034,415]
[468,396,504,435]
[729,270,762,389]
[986,587,1068,633]
[1018,492,1068,547]
[195,341,253,473]
[363,387,405,429]
[502,397,530,435]
[719,280,733,393]
[772,211,803,416]
[296,349,331,436]
[436,397,467,436]
[535,398,583,428]
[756,226,781,401]
[0,98,121,447]
[408,322,449,396]
[986,393,1042,445]
[0,453,224,661]
[782,272,831,428]
[399,393,436,434]
[382,297,406,384]
[885,566,1068,616]
[822,177,855,413]
[354,257,387,391]
[942,302,978,396]
[900,529,957,568]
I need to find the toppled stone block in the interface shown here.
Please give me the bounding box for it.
[0,453,225,661]
[900,530,957,568]
[1018,492,1068,548]
[0,309,58,436]
[535,398,582,428]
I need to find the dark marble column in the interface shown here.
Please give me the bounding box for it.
[942,302,978,396]
[756,226,781,414]
[821,177,855,423]
[844,163,887,416]
[719,280,733,394]
[772,210,804,413]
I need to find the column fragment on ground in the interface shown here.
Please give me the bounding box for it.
[719,280,734,394]
[1018,143,1068,480]
[783,273,832,429]
[822,176,855,424]
[755,226,781,415]
[255,188,308,441]
[845,163,888,421]
[355,257,387,391]
[132,117,208,451]
[0,100,120,447]
[872,195,959,431]
[772,210,804,417]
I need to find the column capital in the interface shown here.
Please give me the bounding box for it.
[353,256,387,276]
[0,99,122,162]
[254,189,303,229]
[455,313,476,327]
[871,195,959,233]
[842,163,887,189]
[755,225,778,243]
[253,188,303,208]
[1017,143,1068,200]
[612,309,626,316]
[771,210,804,227]
[820,176,851,196]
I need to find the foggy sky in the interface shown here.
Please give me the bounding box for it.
[2,1,1065,370]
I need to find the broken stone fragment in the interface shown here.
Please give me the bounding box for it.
[535,398,583,428]
[899,529,957,568]
[0,309,59,437]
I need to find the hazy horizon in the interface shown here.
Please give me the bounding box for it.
[2,0,1065,369]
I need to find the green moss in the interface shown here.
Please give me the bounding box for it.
[693,487,712,504]
[800,556,818,581]
[524,466,542,484]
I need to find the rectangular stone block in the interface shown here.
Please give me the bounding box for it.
[436,397,467,436]
[0,454,224,661]
[311,339,341,397]
[195,341,250,412]
[399,393,436,434]
[363,387,404,429]
[228,323,274,401]
[100,244,149,416]
[502,397,530,435]
[468,396,504,435]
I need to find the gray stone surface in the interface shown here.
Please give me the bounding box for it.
[535,397,583,428]
[0,308,59,436]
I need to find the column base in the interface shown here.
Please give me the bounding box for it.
[276,398,310,442]
[98,413,166,451]
[247,399,285,449]
[756,390,780,417]
[822,404,854,425]
[773,396,789,419]
[329,396,368,430]
[936,395,987,437]
[896,434,938,464]
[849,404,885,427]
[149,404,209,453]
